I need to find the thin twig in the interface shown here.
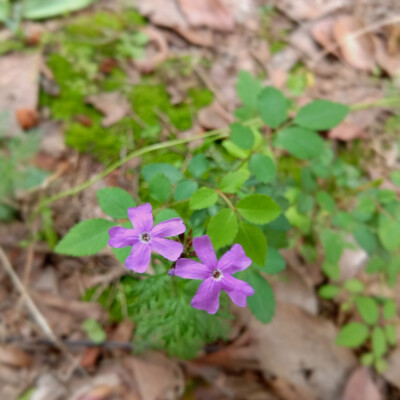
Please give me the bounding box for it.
[0,246,57,343]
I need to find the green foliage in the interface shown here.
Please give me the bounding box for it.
[174,179,198,201]
[236,70,262,111]
[23,0,98,19]
[82,318,107,343]
[257,87,288,128]
[236,194,281,224]
[190,188,218,210]
[235,221,267,265]
[219,170,249,193]
[230,123,254,150]
[356,296,379,325]
[294,100,349,130]
[336,322,369,348]
[249,154,276,183]
[55,219,115,256]
[97,187,136,219]
[149,174,171,202]
[207,209,238,249]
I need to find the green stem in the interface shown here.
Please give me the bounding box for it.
[216,190,236,212]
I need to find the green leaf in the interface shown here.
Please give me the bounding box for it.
[294,99,349,130]
[82,318,106,344]
[230,123,254,150]
[321,229,345,265]
[220,169,249,194]
[189,188,218,210]
[55,218,115,256]
[142,163,183,183]
[23,0,98,19]
[372,326,387,358]
[316,191,335,212]
[257,87,288,128]
[236,70,262,110]
[356,296,379,325]
[383,299,396,320]
[378,213,400,251]
[353,224,378,254]
[260,247,286,274]
[336,322,369,348]
[318,284,340,299]
[390,171,400,187]
[112,247,131,264]
[149,174,171,203]
[385,325,396,346]
[240,270,275,323]
[207,209,238,249]
[174,179,198,201]
[222,140,250,159]
[343,279,364,293]
[234,221,267,265]
[155,208,180,224]
[0,0,10,22]
[361,353,374,366]
[236,194,281,224]
[97,187,136,219]
[188,154,209,178]
[249,154,276,184]
[275,127,324,160]
[297,193,315,213]
[374,358,388,374]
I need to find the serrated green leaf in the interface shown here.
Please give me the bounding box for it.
[173,179,198,201]
[294,99,349,130]
[321,229,345,265]
[353,224,378,254]
[236,70,262,110]
[240,270,275,323]
[234,221,267,265]
[230,123,254,150]
[249,154,276,184]
[220,169,249,193]
[336,322,369,348]
[257,87,288,128]
[189,188,218,210]
[318,284,340,299]
[188,154,208,178]
[207,209,238,249]
[97,187,136,219]
[275,127,325,160]
[236,194,281,224]
[372,326,387,358]
[149,174,171,202]
[55,219,115,256]
[356,296,379,325]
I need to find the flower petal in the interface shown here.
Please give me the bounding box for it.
[151,218,186,238]
[191,278,221,314]
[193,235,218,268]
[151,238,183,261]
[175,258,211,279]
[217,244,252,274]
[221,275,255,308]
[108,227,138,248]
[128,203,153,233]
[125,242,152,273]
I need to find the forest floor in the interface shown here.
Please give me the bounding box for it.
[1,0,400,399]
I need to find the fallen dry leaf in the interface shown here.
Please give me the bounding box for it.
[384,346,400,390]
[342,368,381,400]
[374,36,400,77]
[80,347,101,369]
[329,121,368,141]
[197,100,233,130]
[0,52,41,137]
[241,302,357,400]
[31,374,67,400]
[71,373,121,400]
[86,92,131,127]
[178,0,234,31]
[0,345,33,368]
[339,235,369,280]
[311,17,339,56]
[333,16,376,71]
[124,353,184,400]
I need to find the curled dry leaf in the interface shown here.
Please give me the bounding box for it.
[311,17,339,56]
[178,0,234,31]
[374,36,400,77]
[333,16,376,71]
[86,92,131,127]
[342,367,381,400]
[329,122,368,141]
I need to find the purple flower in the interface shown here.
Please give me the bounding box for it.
[108,203,186,273]
[175,235,255,314]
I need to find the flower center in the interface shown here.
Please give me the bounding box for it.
[212,269,223,281]
[140,232,151,243]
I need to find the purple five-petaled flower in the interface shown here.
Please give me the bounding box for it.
[175,235,254,314]
[108,203,186,273]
